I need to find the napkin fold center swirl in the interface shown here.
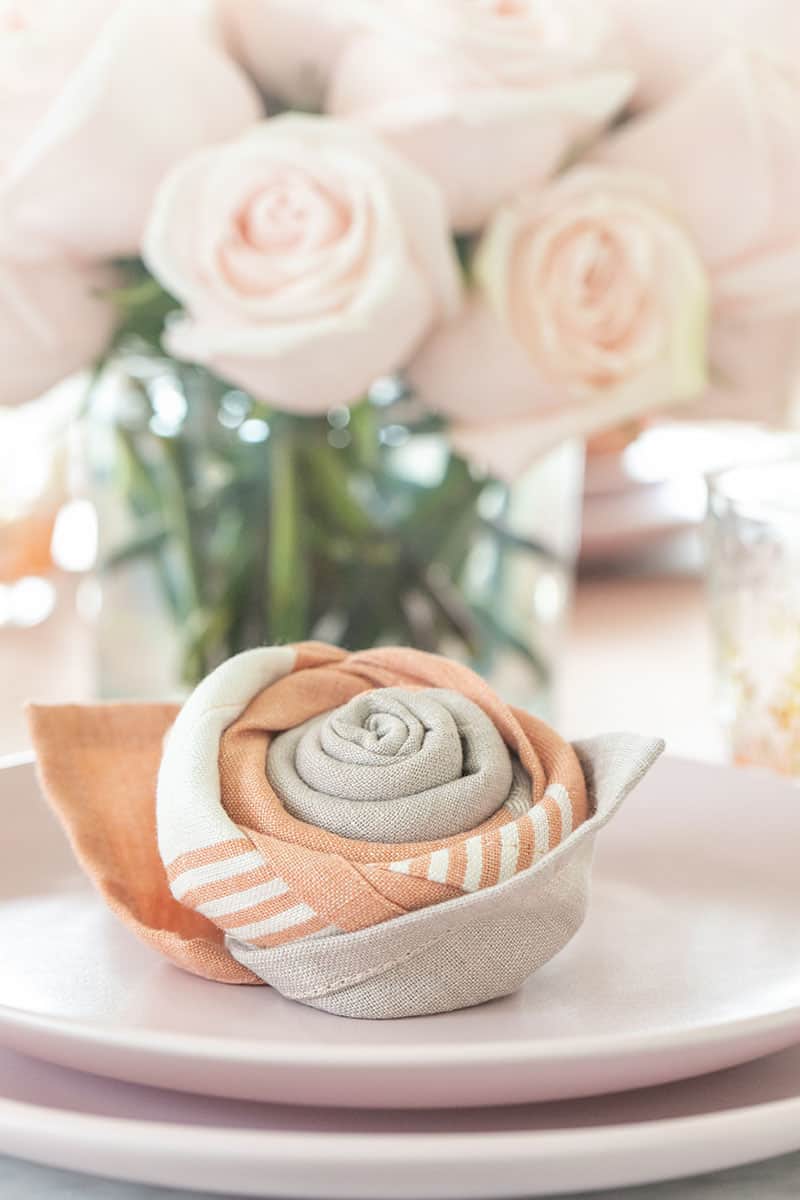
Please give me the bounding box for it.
[267,687,527,842]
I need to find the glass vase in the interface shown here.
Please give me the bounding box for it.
[87,355,583,715]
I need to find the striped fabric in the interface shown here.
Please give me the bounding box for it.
[156,643,589,952]
[375,781,572,889]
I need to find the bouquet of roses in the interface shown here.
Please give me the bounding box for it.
[3,0,799,686]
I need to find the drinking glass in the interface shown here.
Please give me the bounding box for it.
[706,453,800,775]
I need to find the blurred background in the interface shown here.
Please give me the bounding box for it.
[3,0,800,777]
[8,409,800,769]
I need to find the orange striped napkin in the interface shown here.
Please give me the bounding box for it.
[28,642,662,1018]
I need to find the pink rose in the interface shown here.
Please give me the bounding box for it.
[606,0,800,109]
[0,0,261,261]
[0,256,116,406]
[410,169,708,480]
[327,0,634,232]
[220,0,371,108]
[143,115,461,413]
[596,51,800,425]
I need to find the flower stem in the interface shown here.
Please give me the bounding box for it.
[267,420,309,642]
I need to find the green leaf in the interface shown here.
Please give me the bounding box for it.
[412,561,482,655]
[102,524,168,570]
[302,440,377,538]
[105,260,181,356]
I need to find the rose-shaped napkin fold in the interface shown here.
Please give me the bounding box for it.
[28,642,663,1018]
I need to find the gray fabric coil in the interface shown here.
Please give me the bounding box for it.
[267,686,529,842]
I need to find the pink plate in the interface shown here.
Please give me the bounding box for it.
[3,1041,800,1196]
[0,753,799,1109]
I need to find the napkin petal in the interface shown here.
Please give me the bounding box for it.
[26,701,259,985]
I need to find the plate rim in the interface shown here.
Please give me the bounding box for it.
[2,1088,800,1150]
[2,1084,800,1200]
[2,997,800,1070]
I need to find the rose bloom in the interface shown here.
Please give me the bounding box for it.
[0,256,116,407]
[410,169,708,481]
[596,50,800,426]
[143,115,462,413]
[220,0,372,109]
[0,0,260,261]
[327,0,634,232]
[606,0,800,109]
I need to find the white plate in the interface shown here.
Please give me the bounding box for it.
[4,1040,800,1197]
[1,754,799,1109]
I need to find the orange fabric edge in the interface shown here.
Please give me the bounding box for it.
[26,701,259,986]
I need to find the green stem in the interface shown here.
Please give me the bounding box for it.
[267,421,309,641]
[113,426,182,620]
[348,398,379,472]
[160,436,203,618]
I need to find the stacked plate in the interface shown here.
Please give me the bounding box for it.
[1,752,800,1197]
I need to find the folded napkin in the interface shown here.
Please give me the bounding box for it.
[28,642,663,1018]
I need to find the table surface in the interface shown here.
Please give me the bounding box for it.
[3,572,796,1200]
[1,1153,799,1200]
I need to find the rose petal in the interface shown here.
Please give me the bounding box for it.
[0,0,261,260]
[595,51,800,281]
[0,256,117,406]
[328,8,633,231]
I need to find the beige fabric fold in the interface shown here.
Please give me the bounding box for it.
[228,733,665,1019]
